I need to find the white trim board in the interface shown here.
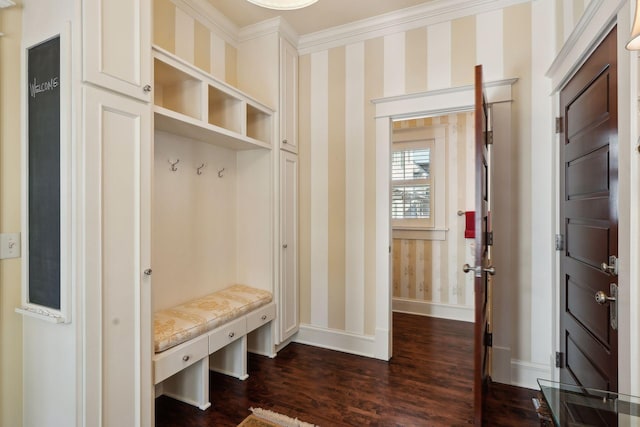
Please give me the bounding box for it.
[293,323,379,359]
[297,0,530,54]
[392,298,474,323]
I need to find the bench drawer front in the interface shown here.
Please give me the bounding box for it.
[208,316,246,354]
[247,303,276,332]
[154,334,208,384]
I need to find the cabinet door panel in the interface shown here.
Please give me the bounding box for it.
[83,86,152,427]
[280,151,298,341]
[83,0,151,101]
[279,39,297,153]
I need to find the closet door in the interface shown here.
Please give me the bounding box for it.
[280,151,299,341]
[83,85,152,427]
[83,0,151,102]
[279,38,298,153]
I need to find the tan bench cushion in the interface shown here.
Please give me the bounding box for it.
[154,284,272,353]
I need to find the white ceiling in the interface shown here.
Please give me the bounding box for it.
[207,0,436,35]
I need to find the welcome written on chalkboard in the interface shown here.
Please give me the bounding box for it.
[29,76,59,98]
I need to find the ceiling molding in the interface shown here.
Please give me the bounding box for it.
[172,0,240,46]
[545,0,623,93]
[238,16,299,46]
[297,0,529,55]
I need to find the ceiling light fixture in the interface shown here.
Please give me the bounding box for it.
[246,0,318,10]
[627,0,640,50]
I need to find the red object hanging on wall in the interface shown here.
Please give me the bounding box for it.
[464,211,475,239]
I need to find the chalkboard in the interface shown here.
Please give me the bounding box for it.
[27,36,61,310]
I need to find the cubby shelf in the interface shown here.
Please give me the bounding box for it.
[152,46,273,151]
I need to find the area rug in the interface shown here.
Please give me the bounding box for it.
[237,407,316,427]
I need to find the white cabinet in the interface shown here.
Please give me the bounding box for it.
[83,0,151,101]
[82,85,152,427]
[153,48,273,150]
[279,38,298,153]
[279,150,299,341]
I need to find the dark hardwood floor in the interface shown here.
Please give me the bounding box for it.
[155,312,540,426]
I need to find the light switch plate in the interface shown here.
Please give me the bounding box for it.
[0,233,21,259]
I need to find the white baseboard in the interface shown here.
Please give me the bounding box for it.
[492,346,512,384]
[490,346,552,389]
[293,323,378,358]
[510,359,552,390]
[392,298,474,323]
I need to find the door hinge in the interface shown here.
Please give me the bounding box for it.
[555,351,565,368]
[555,234,564,251]
[486,231,494,246]
[484,130,494,145]
[484,331,493,347]
[555,117,564,134]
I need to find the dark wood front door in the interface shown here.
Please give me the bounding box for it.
[473,64,492,425]
[559,27,618,393]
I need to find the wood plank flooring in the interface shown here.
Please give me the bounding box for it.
[155,312,541,426]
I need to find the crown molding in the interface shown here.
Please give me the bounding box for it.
[238,16,299,46]
[298,0,529,55]
[172,0,240,46]
[545,0,624,93]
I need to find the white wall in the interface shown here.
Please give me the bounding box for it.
[153,131,239,310]
[0,3,24,426]
[21,1,80,425]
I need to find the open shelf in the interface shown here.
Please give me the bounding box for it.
[152,46,273,151]
[154,58,202,120]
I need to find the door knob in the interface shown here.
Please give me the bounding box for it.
[600,255,618,275]
[595,290,616,305]
[484,266,496,276]
[463,264,481,277]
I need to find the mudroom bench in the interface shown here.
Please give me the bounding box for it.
[152,284,276,410]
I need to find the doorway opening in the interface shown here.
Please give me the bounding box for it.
[390,112,476,322]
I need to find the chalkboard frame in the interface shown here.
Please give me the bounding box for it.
[19,26,72,324]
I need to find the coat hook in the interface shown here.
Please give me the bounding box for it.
[218,168,225,178]
[168,159,180,172]
[197,163,206,175]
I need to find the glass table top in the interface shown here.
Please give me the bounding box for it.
[538,379,640,426]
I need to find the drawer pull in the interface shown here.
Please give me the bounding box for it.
[261,315,267,321]
[182,355,190,362]
[228,332,235,338]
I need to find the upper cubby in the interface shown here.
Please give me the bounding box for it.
[152,46,273,151]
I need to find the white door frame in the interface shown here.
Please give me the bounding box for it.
[372,79,516,361]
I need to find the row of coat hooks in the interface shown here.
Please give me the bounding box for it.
[168,159,225,177]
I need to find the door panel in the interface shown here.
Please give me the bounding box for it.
[83,85,152,427]
[473,64,491,426]
[83,0,151,101]
[559,27,617,393]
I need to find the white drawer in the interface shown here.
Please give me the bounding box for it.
[208,316,246,354]
[153,334,208,384]
[246,303,276,333]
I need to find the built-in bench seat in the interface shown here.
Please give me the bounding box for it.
[152,284,276,410]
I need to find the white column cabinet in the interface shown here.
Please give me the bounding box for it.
[82,0,152,101]
[277,36,299,343]
[279,38,298,153]
[280,150,299,342]
[82,85,152,427]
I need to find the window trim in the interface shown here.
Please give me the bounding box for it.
[391,125,446,232]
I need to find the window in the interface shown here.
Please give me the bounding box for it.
[391,139,435,228]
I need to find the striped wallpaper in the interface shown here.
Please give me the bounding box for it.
[299,2,532,337]
[153,0,238,86]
